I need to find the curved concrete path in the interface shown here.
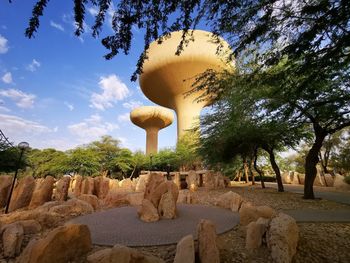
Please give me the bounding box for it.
[70,204,239,247]
[264,182,350,205]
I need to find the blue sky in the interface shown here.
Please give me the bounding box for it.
[0,1,180,152]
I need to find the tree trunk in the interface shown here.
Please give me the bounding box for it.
[249,159,255,185]
[304,126,327,199]
[253,149,265,188]
[264,147,284,192]
[243,158,250,183]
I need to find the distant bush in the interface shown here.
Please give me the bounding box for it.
[344,176,350,185]
[249,175,276,182]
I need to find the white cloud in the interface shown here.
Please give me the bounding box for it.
[122,100,143,110]
[64,101,74,111]
[26,59,41,72]
[0,113,52,134]
[118,112,130,122]
[50,20,65,31]
[90,74,130,110]
[0,105,10,112]
[2,72,12,84]
[88,7,98,16]
[0,34,9,54]
[68,114,119,143]
[0,89,36,108]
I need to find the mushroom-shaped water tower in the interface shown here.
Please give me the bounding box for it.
[130,106,174,155]
[139,30,233,139]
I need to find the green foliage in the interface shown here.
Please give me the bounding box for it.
[0,147,24,173]
[26,148,68,177]
[66,147,101,176]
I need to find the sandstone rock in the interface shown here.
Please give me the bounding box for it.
[103,192,128,208]
[17,224,91,263]
[240,205,276,226]
[282,171,291,184]
[148,181,179,208]
[17,220,42,234]
[35,201,63,213]
[82,177,95,195]
[214,172,226,189]
[289,172,300,185]
[87,244,164,263]
[9,176,35,212]
[177,189,197,204]
[197,219,220,263]
[334,174,350,190]
[109,179,119,192]
[54,176,70,201]
[2,222,24,258]
[144,173,165,201]
[0,175,12,207]
[203,171,215,189]
[135,174,150,192]
[29,176,55,209]
[323,173,334,187]
[94,176,110,199]
[297,173,305,185]
[174,235,195,263]
[137,199,159,222]
[267,213,299,263]
[126,192,144,206]
[49,199,93,216]
[172,172,181,188]
[158,191,176,219]
[216,191,243,212]
[119,178,134,191]
[186,170,198,191]
[78,194,100,210]
[245,218,270,250]
[73,174,83,197]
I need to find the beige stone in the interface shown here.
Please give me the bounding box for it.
[216,191,243,212]
[139,30,232,139]
[130,106,174,155]
[2,222,24,258]
[126,192,144,206]
[289,172,300,185]
[29,176,55,209]
[245,218,270,250]
[197,219,220,263]
[149,181,179,208]
[323,173,334,187]
[282,171,291,184]
[0,175,12,207]
[49,198,93,216]
[94,176,110,199]
[119,178,135,191]
[144,173,165,201]
[158,191,176,219]
[267,213,299,263]
[78,194,100,210]
[177,189,197,204]
[17,224,91,263]
[82,177,95,195]
[334,174,350,190]
[174,235,195,263]
[15,220,42,234]
[240,205,276,226]
[103,192,129,208]
[186,170,198,191]
[137,199,159,222]
[87,244,164,263]
[54,176,70,201]
[135,173,150,192]
[203,171,215,189]
[297,173,305,185]
[9,176,35,212]
[73,174,83,197]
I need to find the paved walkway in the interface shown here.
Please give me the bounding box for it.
[70,204,239,247]
[264,183,350,205]
[283,209,350,222]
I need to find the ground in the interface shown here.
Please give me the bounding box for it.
[129,185,350,263]
[1,184,350,263]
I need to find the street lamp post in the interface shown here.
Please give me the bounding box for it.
[166,163,171,180]
[5,142,29,214]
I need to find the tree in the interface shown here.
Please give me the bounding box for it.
[24,1,350,81]
[66,147,101,176]
[26,148,68,177]
[87,135,121,177]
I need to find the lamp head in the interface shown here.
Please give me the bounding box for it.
[18,142,29,150]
